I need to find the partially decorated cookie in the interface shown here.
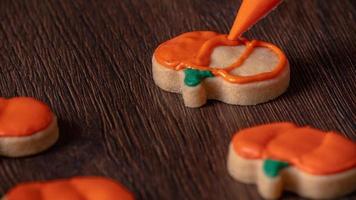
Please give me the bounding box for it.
[227,122,356,199]
[3,176,134,200]
[152,0,288,107]
[0,97,59,157]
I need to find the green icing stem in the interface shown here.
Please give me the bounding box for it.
[263,159,289,178]
[184,68,214,87]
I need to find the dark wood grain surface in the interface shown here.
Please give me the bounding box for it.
[0,0,355,199]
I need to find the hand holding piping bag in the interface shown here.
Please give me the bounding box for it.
[228,0,283,40]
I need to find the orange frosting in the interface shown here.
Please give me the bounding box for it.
[154,31,287,84]
[0,97,53,137]
[6,177,135,200]
[228,0,282,40]
[232,123,356,175]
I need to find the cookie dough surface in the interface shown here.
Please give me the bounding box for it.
[210,46,279,76]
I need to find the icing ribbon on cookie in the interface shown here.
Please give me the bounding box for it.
[154,32,286,84]
[0,97,53,137]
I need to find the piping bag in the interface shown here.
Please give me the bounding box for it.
[228,0,283,40]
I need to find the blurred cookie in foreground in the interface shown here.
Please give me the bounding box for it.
[3,176,134,200]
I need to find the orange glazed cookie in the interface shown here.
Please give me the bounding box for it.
[3,176,134,200]
[152,0,288,107]
[0,97,58,157]
[227,122,356,199]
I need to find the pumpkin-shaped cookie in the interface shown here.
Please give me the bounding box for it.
[227,122,356,199]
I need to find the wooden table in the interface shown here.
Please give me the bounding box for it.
[1,0,355,199]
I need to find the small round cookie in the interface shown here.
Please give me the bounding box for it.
[2,176,135,200]
[0,97,59,157]
[227,122,356,199]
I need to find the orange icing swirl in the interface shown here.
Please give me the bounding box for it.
[154,31,287,84]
